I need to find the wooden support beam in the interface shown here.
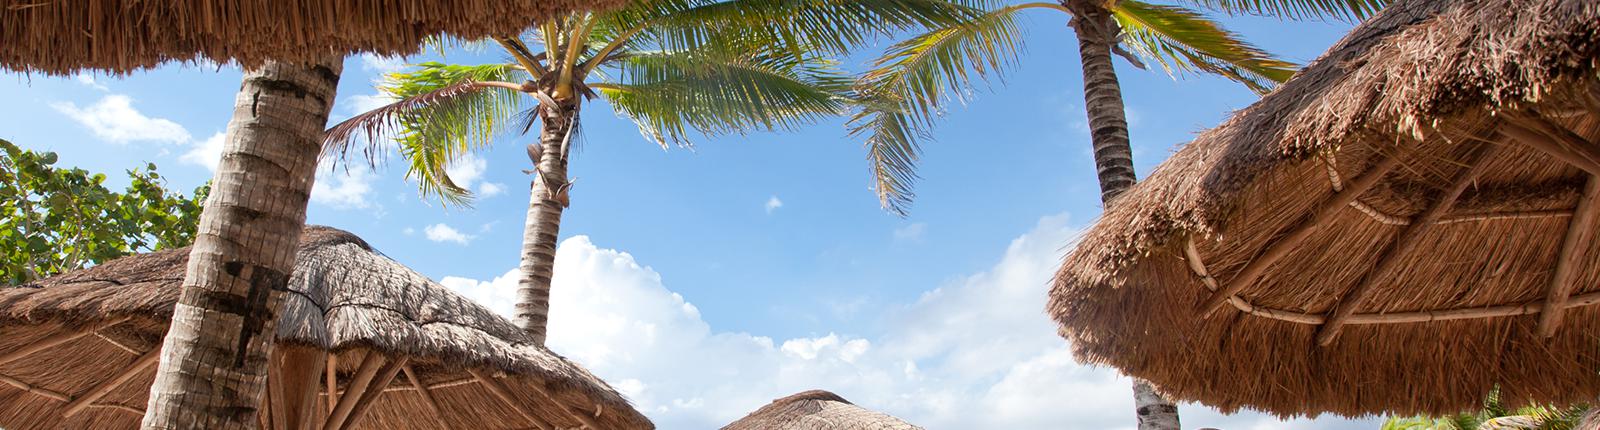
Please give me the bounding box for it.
[1199,151,1405,316]
[325,354,339,413]
[0,373,71,401]
[402,364,454,430]
[322,352,386,430]
[470,369,554,430]
[0,317,130,367]
[62,346,160,417]
[334,357,408,430]
[524,380,604,430]
[1315,143,1500,345]
[1537,176,1600,337]
[269,347,327,430]
[1502,116,1600,176]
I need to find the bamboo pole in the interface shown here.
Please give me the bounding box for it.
[326,354,339,412]
[1501,117,1600,176]
[0,373,71,401]
[469,369,554,430]
[1537,176,1600,337]
[62,346,161,417]
[270,347,327,430]
[322,353,386,430]
[402,364,454,430]
[0,317,129,367]
[1199,151,1404,316]
[1315,143,1499,345]
[332,357,408,430]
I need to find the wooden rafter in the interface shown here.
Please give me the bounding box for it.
[0,372,70,401]
[1199,151,1405,316]
[62,346,160,417]
[1315,143,1501,345]
[322,353,386,430]
[333,356,408,430]
[1501,115,1600,176]
[402,364,454,430]
[269,347,327,430]
[470,369,555,430]
[1536,176,1600,337]
[325,354,339,413]
[0,317,130,367]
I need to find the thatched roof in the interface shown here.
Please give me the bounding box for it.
[1,0,623,75]
[0,226,652,429]
[721,390,922,430]
[1050,0,1600,418]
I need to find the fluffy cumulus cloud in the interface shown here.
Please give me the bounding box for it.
[179,132,226,171]
[51,95,191,144]
[423,223,475,245]
[441,215,1380,430]
[442,154,507,198]
[764,196,783,214]
[310,166,377,210]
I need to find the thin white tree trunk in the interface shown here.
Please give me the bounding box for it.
[142,55,343,429]
[515,103,576,343]
[1065,0,1181,428]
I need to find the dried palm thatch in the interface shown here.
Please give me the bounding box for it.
[721,390,921,430]
[0,226,652,430]
[1050,0,1600,418]
[1,0,623,75]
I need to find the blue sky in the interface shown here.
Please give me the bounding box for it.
[4,10,1382,430]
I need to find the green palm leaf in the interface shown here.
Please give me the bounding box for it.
[1176,0,1386,21]
[1113,0,1299,94]
[848,5,1027,214]
[324,62,528,206]
[599,48,852,147]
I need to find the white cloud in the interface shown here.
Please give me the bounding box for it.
[52,95,191,144]
[764,196,783,214]
[179,132,226,171]
[424,223,474,245]
[478,181,507,197]
[344,93,395,116]
[74,73,109,91]
[310,166,376,210]
[893,222,927,242]
[359,54,408,74]
[402,227,416,236]
[440,215,1380,430]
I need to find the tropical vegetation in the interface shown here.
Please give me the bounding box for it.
[0,139,207,284]
[1382,390,1591,430]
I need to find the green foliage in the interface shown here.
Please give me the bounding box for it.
[1381,389,1592,430]
[849,0,1380,214]
[379,62,528,205]
[0,139,208,284]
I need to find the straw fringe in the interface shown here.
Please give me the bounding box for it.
[722,390,922,430]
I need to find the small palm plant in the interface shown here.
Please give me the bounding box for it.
[1383,389,1591,430]
[324,0,974,343]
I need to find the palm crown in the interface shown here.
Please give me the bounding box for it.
[323,0,984,204]
[850,0,1385,214]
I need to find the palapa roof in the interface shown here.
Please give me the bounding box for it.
[0,226,652,430]
[1,0,623,75]
[1051,0,1600,418]
[722,390,922,430]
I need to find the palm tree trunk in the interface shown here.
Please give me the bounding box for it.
[1064,1,1180,429]
[141,56,343,429]
[514,103,577,344]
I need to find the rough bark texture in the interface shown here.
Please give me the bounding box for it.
[515,103,577,343]
[1065,1,1180,429]
[141,55,342,429]
[1067,0,1137,204]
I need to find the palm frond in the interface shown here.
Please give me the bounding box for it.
[1113,0,1299,94]
[323,62,529,206]
[1176,0,1386,21]
[594,0,985,59]
[848,5,1027,214]
[598,48,851,148]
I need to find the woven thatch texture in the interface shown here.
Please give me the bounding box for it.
[1,0,623,75]
[1050,0,1600,418]
[0,226,652,429]
[722,390,922,430]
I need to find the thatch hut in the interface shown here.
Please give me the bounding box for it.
[0,0,623,75]
[722,390,922,430]
[1050,0,1600,418]
[0,226,652,430]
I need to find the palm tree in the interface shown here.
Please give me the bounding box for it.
[1382,389,1591,430]
[846,0,1383,428]
[143,57,344,429]
[324,0,973,344]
